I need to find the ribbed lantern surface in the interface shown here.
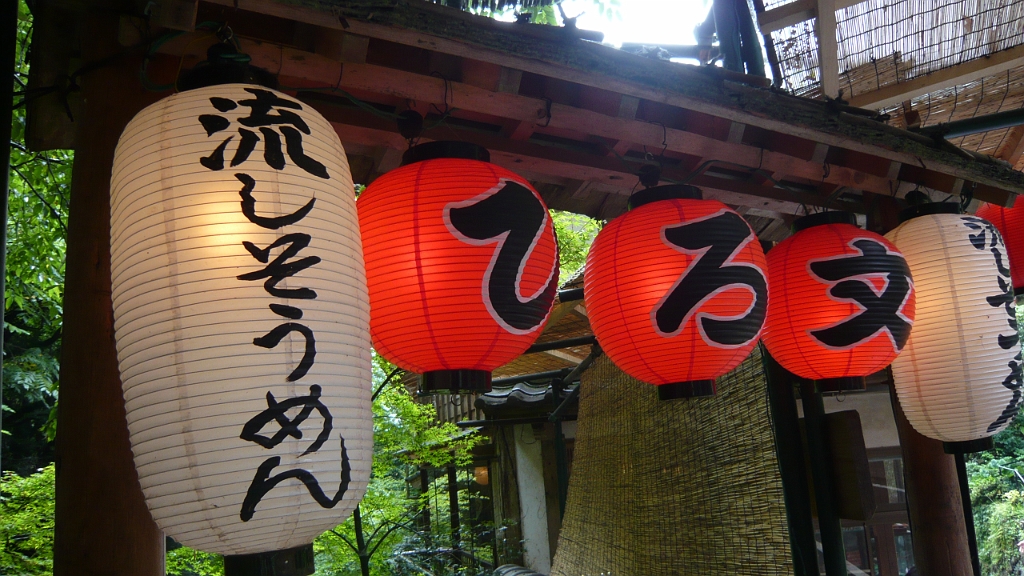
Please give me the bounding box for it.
[886,211,1021,443]
[358,158,559,375]
[764,219,915,380]
[109,84,372,556]
[976,201,1024,293]
[584,191,768,394]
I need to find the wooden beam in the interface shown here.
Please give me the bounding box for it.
[996,125,1024,166]
[610,95,641,156]
[727,121,746,144]
[154,33,899,199]
[149,0,198,31]
[332,64,893,195]
[199,0,1024,199]
[759,0,816,34]
[316,102,862,217]
[816,0,840,99]
[849,44,1024,110]
[758,0,863,34]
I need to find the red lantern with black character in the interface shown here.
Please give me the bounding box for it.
[358,142,559,394]
[584,185,769,399]
[763,211,916,390]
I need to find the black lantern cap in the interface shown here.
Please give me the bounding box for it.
[420,369,492,395]
[401,141,491,166]
[816,376,867,393]
[177,41,277,92]
[657,380,716,400]
[943,437,994,454]
[899,201,962,223]
[224,544,314,576]
[793,211,857,232]
[628,184,703,210]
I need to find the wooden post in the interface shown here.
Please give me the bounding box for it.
[53,12,164,576]
[764,352,821,576]
[801,381,847,576]
[889,386,973,576]
[815,0,840,98]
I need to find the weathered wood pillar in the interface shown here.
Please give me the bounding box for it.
[889,378,973,576]
[53,11,164,576]
[867,195,974,576]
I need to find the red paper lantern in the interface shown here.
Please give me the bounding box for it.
[763,212,916,388]
[584,185,769,399]
[358,142,559,393]
[976,201,1024,292]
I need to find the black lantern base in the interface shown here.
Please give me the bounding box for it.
[793,210,857,232]
[224,544,314,576]
[420,369,492,395]
[628,184,703,210]
[943,437,995,454]
[816,376,867,393]
[657,380,716,400]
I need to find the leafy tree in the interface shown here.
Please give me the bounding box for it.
[551,209,600,284]
[0,464,55,573]
[3,0,69,475]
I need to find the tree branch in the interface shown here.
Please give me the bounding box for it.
[994,463,1024,487]
[328,529,358,553]
[11,166,68,234]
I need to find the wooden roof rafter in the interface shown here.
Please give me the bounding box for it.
[30,0,1024,239]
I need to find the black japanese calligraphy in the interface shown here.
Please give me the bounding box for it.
[961,216,1022,433]
[807,238,913,351]
[198,88,329,179]
[239,385,349,521]
[225,103,339,518]
[252,322,316,383]
[445,180,558,334]
[237,233,321,300]
[237,173,315,230]
[653,210,767,348]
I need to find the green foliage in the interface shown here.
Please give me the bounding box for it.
[978,490,1024,576]
[551,209,600,284]
[4,0,69,475]
[0,465,54,574]
[166,543,224,576]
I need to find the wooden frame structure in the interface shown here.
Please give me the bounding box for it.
[23,0,1024,574]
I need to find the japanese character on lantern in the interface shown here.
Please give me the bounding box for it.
[198,88,329,178]
[239,384,351,522]
[807,238,913,351]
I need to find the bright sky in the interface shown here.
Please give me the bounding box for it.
[559,0,714,48]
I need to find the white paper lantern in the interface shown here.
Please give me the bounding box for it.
[109,84,372,557]
[886,206,1022,445]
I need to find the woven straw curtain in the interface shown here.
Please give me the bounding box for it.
[551,347,792,575]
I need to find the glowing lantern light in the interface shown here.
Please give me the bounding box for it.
[886,203,1022,451]
[109,84,372,568]
[763,211,916,390]
[358,142,559,394]
[584,185,769,399]
[976,201,1024,293]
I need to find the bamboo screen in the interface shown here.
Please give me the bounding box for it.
[550,347,792,576]
[765,0,1024,161]
[771,0,1024,98]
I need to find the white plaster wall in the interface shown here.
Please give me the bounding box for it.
[514,424,552,573]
